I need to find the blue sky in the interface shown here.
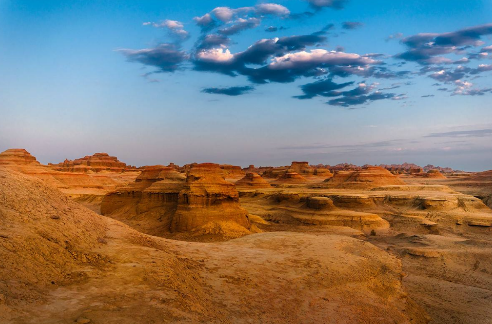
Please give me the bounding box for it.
[1,0,492,170]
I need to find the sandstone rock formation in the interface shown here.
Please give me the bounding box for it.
[220,164,245,179]
[0,149,40,165]
[323,166,405,189]
[235,172,272,189]
[171,163,250,232]
[261,166,289,178]
[314,168,333,178]
[272,172,307,184]
[0,167,429,324]
[423,169,446,178]
[101,165,186,235]
[51,153,131,173]
[288,161,314,175]
[102,163,250,235]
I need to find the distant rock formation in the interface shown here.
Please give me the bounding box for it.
[273,172,307,184]
[424,169,446,179]
[235,172,272,189]
[288,161,314,175]
[220,164,245,179]
[51,153,133,173]
[324,166,405,189]
[261,167,289,178]
[0,149,40,165]
[171,163,250,232]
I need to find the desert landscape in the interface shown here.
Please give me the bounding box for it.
[1,148,492,323]
[2,1,492,323]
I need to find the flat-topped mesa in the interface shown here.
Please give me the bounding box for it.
[289,161,314,175]
[424,169,446,179]
[170,163,250,232]
[235,172,272,189]
[220,164,245,179]
[324,166,405,189]
[52,152,129,173]
[273,172,308,184]
[0,149,40,166]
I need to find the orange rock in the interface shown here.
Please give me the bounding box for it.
[235,172,272,189]
[424,170,446,179]
[314,168,333,178]
[171,163,250,232]
[324,166,405,189]
[220,164,245,179]
[51,153,130,173]
[289,161,314,175]
[0,149,40,165]
[273,172,307,184]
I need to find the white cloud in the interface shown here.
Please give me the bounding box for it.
[196,48,234,62]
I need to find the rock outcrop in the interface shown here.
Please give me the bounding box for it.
[235,172,272,189]
[102,163,250,235]
[220,164,245,179]
[171,163,250,232]
[0,149,40,165]
[424,170,446,179]
[289,161,314,175]
[273,172,307,184]
[101,165,186,234]
[323,166,405,189]
[51,153,131,173]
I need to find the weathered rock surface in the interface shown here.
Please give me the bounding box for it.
[272,172,307,184]
[102,163,250,235]
[0,149,40,165]
[423,170,446,178]
[323,166,405,189]
[171,163,250,232]
[235,172,272,189]
[51,153,132,173]
[220,164,245,179]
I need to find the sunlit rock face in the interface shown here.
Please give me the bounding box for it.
[324,166,406,189]
[51,153,133,173]
[273,172,307,184]
[423,169,446,179]
[220,164,245,179]
[288,161,314,175]
[235,172,272,189]
[0,149,40,165]
[171,163,250,232]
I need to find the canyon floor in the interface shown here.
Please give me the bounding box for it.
[1,153,492,323]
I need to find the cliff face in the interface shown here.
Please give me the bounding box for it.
[171,163,250,232]
[0,149,40,165]
[102,163,250,235]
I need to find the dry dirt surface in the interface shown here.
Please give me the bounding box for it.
[0,167,427,324]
